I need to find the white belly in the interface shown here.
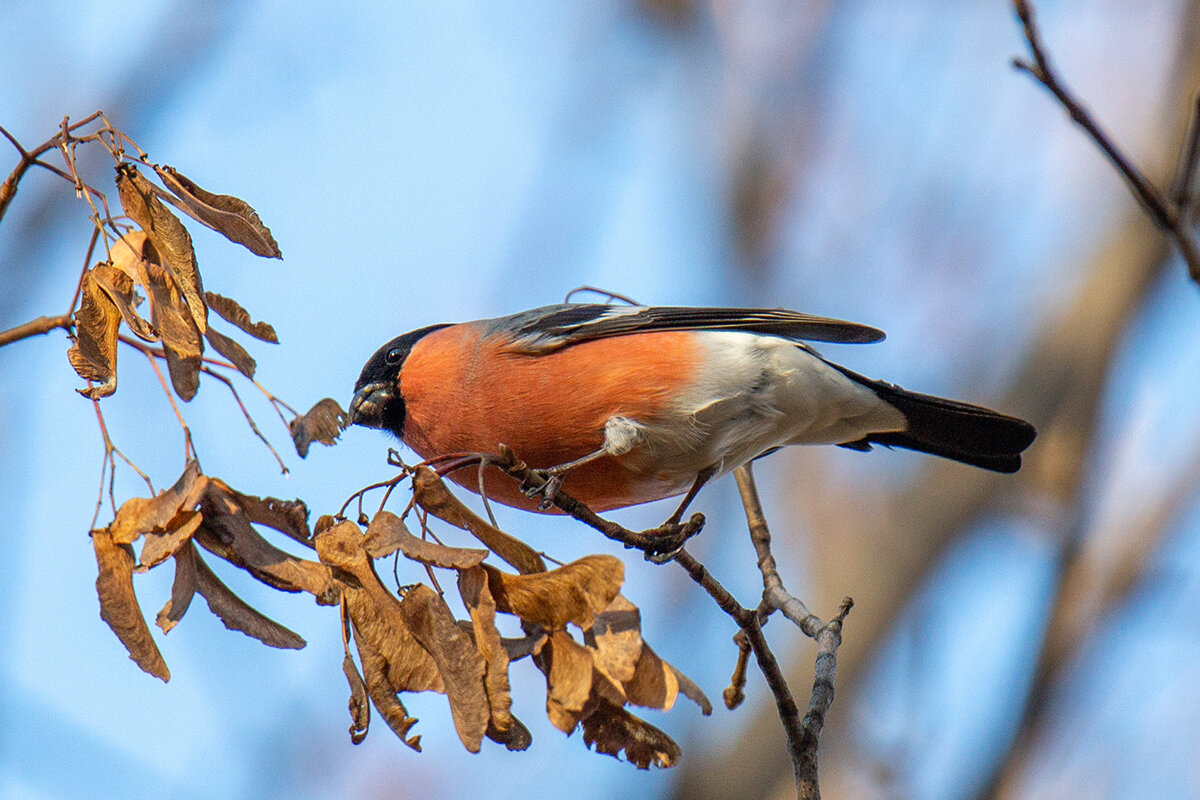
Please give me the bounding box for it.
[617,331,905,484]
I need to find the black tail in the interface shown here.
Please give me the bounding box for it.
[833,367,1037,473]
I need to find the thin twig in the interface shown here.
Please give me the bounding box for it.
[491,444,705,559]
[0,314,73,348]
[197,364,289,475]
[1011,0,1170,225]
[135,344,195,462]
[732,464,852,799]
[1012,0,1200,282]
[735,464,823,635]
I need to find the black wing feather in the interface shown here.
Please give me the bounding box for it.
[498,304,884,353]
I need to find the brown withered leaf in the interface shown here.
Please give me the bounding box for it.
[366,510,487,567]
[93,528,169,681]
[488,716,532,752]
[586,594,711,714]
[207,479,310,546]
[581,698,681,770]
[398,584,489,753]
[343,649,371,744]
[341,604,371,744]
[353,625,423,750]
[622,642,679,712]
[199,484,334,601]
[205,292,278,343]
[196,521,334,599]
[68,268,121,399]
[156,540,199,633]
[502,632,546,662]
[412,467,546,574]
[138,509,203,571]
[458,565,518,745]
[146,261,203,401]
[289,398,345,458]
[116,163,207,334]
[154,165,282,259]
[484,555,624,630]
[669,659,712,716]
[315,520,444,694]
[91,262,156,342]
[110,460,205,544]
[540,630,597,733]
[589,593,643,683]
[204,325,255,378]
[189,540,306,649]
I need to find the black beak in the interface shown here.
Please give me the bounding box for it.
[348,382,392,429]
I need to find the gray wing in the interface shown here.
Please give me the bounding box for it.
[495,304,886,354]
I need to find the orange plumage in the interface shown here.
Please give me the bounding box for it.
[399,323,700,511]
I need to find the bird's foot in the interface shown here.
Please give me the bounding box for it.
[636,512,706,563]
[521,470,563,511]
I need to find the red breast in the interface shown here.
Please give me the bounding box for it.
[399,323,701,511]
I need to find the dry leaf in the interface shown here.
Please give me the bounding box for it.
[354,627,422,750]
[191,542,306,649]
[398,584,490,753]
[487,716,532,752]
[586,594,711,714]
[138,509,203,571]
[92,528,169,681]
[501,632,546,662]
[289,398,346,458]
[315,520,444,693]
[156,540,199,633]
[412,467,547,574]
[621,642,680,712]
[116,163,207,334]
[68,268,121,399]
[204,325,255,378]
[198,488,334,601]
[366,510,487,567]
[198,520,333,599]
[154,165,282,259]
[484,555,624,630]
[340,602,372,744]
[540,630,596,733]
[91,262,156,342]
[206,479,310,546]
[205,292,278,343]
[110,460,205,545]
[589,594,643,683]
[343,649,371,744]
[145,261,203,401]
[581,699,681,769]
[458,565,517,743]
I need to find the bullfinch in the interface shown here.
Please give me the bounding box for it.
[349,304,1036,514]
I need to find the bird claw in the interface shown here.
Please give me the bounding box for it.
[522,471,563,511]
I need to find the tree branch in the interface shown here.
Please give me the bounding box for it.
[0,313,72,348]
[489,446,849,799]
[1012,0,1200,282]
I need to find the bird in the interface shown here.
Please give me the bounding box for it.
[349,303,1036,517]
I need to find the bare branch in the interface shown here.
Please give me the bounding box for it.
[1012,0,1200,282]
[0,314,73,348]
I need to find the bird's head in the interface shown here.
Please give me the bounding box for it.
[349,324,449,438]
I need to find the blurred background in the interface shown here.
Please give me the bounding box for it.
[2,1,1199,798]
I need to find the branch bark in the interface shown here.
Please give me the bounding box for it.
[0,313,72,348]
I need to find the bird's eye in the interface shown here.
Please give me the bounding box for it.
[385,347,404,365]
